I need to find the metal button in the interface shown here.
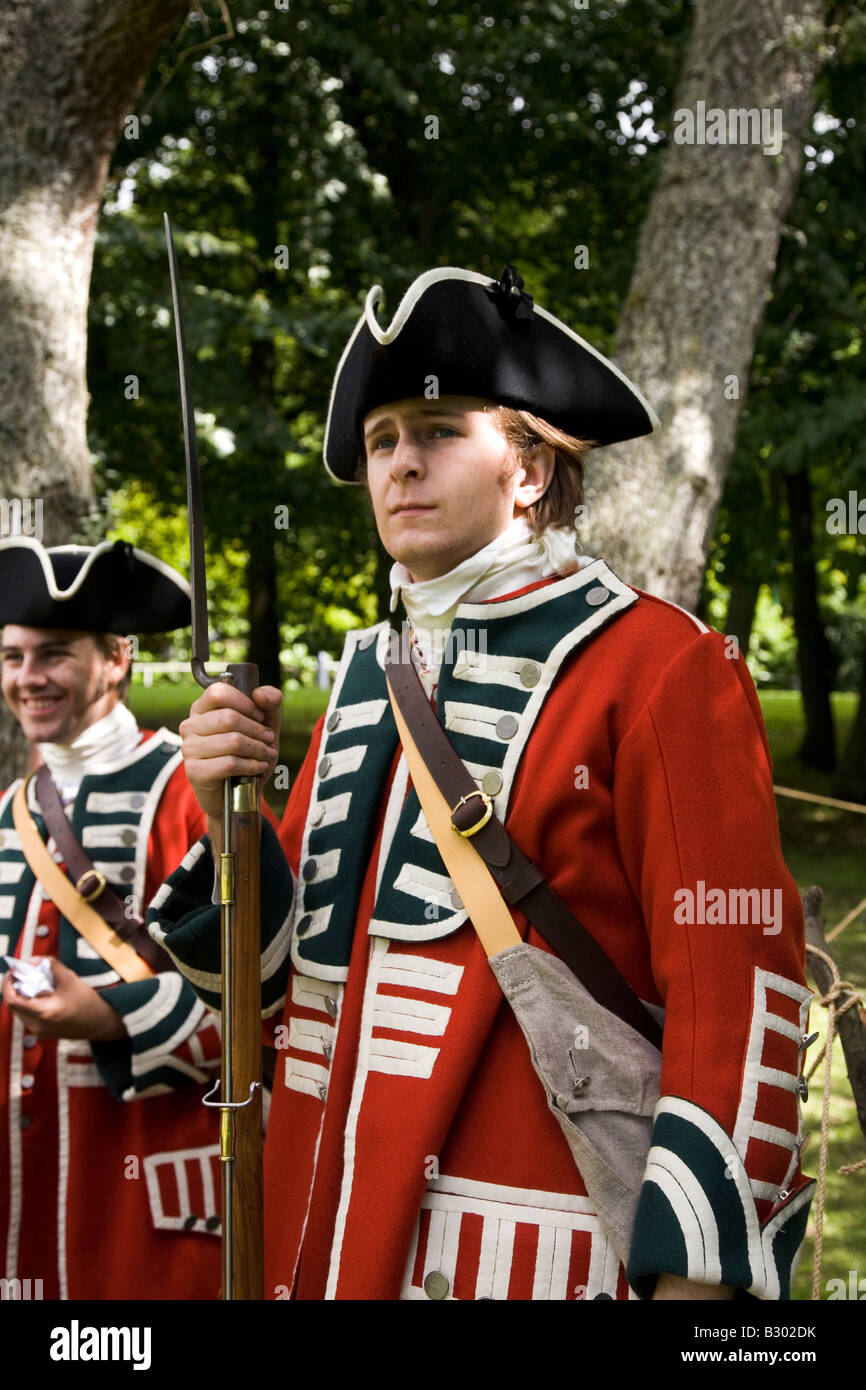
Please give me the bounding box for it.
[302,859,318,881]
[326,711,341,732]
[586,586,609,607]
[296,914,312,937]
[424,1271,450,1300]
[19,1116,31,1131]
[21,1075,35,1090]
[205,1215,221,1232]
[324,995,338,1019]
[119,865,135,881]
[519,661,541,688]
[316,1082,327,1101]
[130,795,145,809]
[35,925,50,938]
[310,804,324,827]
[23,1035,36,1049]
[450,891,464,912]
[183,1215,199,1230]
[797,1076,809,1102]
[800,1031,819,1049]
[317,756,331,779]
[122,829,137,846]
[481,770,503,797]
[495,714,519,740]
[322,1040,332,1061]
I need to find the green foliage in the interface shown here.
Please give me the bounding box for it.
[709,6,866,686]
[87,0,692,666]
[748,590,800,689]
[90,1,864,712]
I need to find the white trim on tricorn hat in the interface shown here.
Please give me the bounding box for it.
[0,538,192,634]
[323,264,660,483]
[361,268,486,346]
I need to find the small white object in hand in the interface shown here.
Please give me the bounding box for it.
[3,956,55,998]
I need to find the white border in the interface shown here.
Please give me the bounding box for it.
[0,538,191,601]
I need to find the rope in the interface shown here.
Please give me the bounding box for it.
[827,894,866,943]
[774,785,866,816]
[805,943,866,1300]
[774,787,865,940]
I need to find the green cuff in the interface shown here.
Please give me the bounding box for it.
[627,1097,814,1300]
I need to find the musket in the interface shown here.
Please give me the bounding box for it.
[164,213,264,1301]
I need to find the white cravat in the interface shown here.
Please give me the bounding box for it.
[38,703,141,805]
[389,518,590,694]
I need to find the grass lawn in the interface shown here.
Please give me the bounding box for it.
[130,677,865,1300]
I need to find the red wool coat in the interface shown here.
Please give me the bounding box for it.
[0,730,224,1300]
[151,562,813,1300]
[253,568,813,1300]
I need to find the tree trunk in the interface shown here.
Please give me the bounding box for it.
[834,636,866,803]
[375,542,393,624]
[246,526,282,690]
[0,0,188,778]
[785,468,836,772]
[724,575,762,658]
[585,0,827,609]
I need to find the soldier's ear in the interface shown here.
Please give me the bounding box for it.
[99,635,132,694]
[513,443,556,513]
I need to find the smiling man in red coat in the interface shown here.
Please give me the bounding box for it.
[150,265,814,1301]
[0,539,223,1300]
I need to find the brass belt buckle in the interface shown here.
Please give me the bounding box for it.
[76,870,107,903]
[451,789,493,838]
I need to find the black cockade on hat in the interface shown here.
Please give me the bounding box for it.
[485,265,535,322]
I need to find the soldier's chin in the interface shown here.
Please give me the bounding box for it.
[385,527,458,576]
[19,699,67,739]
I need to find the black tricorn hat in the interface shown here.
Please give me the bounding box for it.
[0,539,191,634]
[323,264,659,482]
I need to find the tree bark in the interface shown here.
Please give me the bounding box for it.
[246,526,282,691]
[0,0,188,779]
[786,468,836,771]
[585,0,828,610]
[803,885,866,1147]
[374,541,393,624]
[834,635,866,803]
[723,575,762,658]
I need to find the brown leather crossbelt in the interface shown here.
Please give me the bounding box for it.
[385,652,662,1050]
[25,765,170,975]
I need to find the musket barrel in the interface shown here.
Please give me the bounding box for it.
[166,212,265,1301]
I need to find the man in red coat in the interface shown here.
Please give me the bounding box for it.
[151,265,814,1300]
[0,539,222,1300]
